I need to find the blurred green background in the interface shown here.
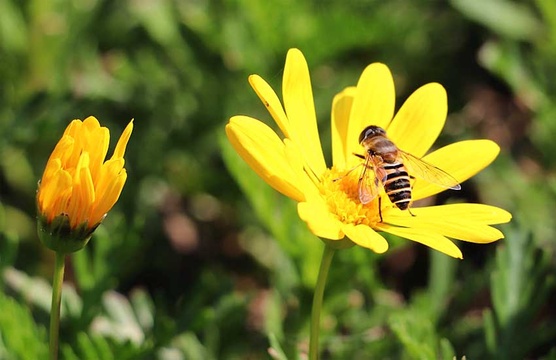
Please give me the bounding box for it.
[1,0,555,359]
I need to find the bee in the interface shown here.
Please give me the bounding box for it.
[357,125,460,219]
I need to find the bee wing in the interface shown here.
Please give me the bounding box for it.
[398,151,461,190]
[358,155,385,204]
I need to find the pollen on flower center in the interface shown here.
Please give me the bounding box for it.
[318,166,382,226]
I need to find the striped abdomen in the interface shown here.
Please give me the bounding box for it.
[382,162,411,210]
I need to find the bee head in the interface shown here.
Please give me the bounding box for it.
[358,125,386,144]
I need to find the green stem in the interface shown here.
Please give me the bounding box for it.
[428,248,456,321]
[309,244,336,360]
[49,252,66,360]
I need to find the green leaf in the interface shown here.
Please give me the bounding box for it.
[389,310,436,360]
[427,249,458,323]
[0,0,27,53]
[268,332,290,360]
[0,291,47,359]
[61,332,144,360]
[93,290,153,345]
[0,203,19,274]
[451,0,543,40]
[478,40,546,109]
[159,332,211,360]
[488,228,555,358]
[389,303,455,360]
[3,267,83,318]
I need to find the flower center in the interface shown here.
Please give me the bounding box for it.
[318,166,382,226]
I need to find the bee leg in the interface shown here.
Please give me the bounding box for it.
[378,196,383,222]
[334,163,361,182]
[408,207,416,217]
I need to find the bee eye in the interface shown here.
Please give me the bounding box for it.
[359,126,372,143]
[359,125,380,143]
[358,129,369,143]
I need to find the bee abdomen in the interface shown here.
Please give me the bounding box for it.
[389,191,411,210]
[384,177,409,191]
[383,163,412,210]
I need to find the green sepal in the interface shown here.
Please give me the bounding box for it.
[37,213,100,253]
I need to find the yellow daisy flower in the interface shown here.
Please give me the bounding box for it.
[37,116,133,253]
[226,49,511,259]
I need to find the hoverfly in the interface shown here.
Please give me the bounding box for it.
[357,125,460,219]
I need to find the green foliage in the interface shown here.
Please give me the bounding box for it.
[484,228,556,359]
[389,306,455,360]
[0,0,555,358]
[60,333,144,360]
[451,0,543,40]
[458,0,556,166]
[0,292,47,359]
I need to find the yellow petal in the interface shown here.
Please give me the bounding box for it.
[64,120,89,169]
[63,119,84,138]
[45,135,75,171]
[411,203,512,224]
[282,48,327,177]
[82,116,101,131]
[72,165,95,228]
[376,223,463,259]
[387,83,447,157]
[51,181,72,221]
[412,140,500,200]
[346,63,395,166]
[39,158,62,197]
[91,170,127,225]
[249,74,291,139]
[342,223,389,253]
[283,139,321,199]
[298,201,344,239]
[67,153,94,227]
[226,116,305,202]
[112,120,134,160]
[446,224,504,243]
[69,118,103,167]
[94,158,125,200]
[383,206,507,243]
[38,164,72,220]
[331,87,356,169]
[88,126,110,184]
[41,156,63,187]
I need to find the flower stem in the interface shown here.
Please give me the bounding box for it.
[49,252,66,360]
[309,244,336,360]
